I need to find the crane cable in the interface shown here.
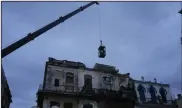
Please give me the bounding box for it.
[180,1,182,95]
[97,5,103,44]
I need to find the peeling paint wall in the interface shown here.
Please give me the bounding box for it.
[45,65,131,92]
[78,70,100,89]
[41,64,133,108]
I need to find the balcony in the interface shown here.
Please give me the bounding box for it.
[137,97,173,105]
[37,84,135,101]
[38,84,96,96]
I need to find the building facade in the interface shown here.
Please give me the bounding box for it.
[36,57,137,108]
[1,66,12,108]
[134,77,176,108]
[176,94,182,108]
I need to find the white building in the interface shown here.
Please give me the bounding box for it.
[134,77,176,108]
[36,57,137,108]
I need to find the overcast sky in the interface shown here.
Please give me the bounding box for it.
[2,1,182,108]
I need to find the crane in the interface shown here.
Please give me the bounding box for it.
[2,1,99,58]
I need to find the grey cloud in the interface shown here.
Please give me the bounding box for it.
[118,2,179,25]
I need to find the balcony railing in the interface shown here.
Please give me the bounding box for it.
[137,97,173,105]
[38,84,135,100]
[38,84,97,94]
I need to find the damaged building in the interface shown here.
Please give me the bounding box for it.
[134,77,176,108]
[36,57,137,108]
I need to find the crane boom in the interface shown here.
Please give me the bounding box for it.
[2,1,99,58]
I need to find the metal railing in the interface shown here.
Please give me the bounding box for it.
[38,84,97,93]
[38,84,134,98]
[137,97,173,105]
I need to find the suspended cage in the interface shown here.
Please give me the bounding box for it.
[96,5,106,58]
[98,40,106,58]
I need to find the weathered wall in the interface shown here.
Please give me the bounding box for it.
[42,96,98,108]
[78,70,100,89]
[45,65,130,91]
[134,80,172,105]
[41,64,133,108]
[45,65,80,92]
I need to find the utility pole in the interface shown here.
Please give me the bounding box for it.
[178,2,182,95]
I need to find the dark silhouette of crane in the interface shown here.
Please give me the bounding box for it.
[2,1,99,58]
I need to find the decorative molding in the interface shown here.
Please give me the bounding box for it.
[134,80,170,87]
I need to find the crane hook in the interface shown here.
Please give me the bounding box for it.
[98,40,106,58]
[100,40,102,45]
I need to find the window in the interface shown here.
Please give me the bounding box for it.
[50,101,60,108]
[84,75,92,89]
[159,87,167,103]
[149,86,157,103]
[54,79,59,87]
[65,73,74,92]
[66,73,74,84]
[83,103,93,108]
[64,103,73,108]
[103,76,111,85]
[137,84,146,102]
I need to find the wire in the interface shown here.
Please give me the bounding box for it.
[181,2,182,95]
[97,5,102,42]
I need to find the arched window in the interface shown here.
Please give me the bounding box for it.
[64,103,73,108]
[137,84,146,102]
[159,87,167,103]
[137,84,146,92]
[149,85,157,103]
[84,75,92,89]
[50,101,60,108]
[83,103,93,108]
